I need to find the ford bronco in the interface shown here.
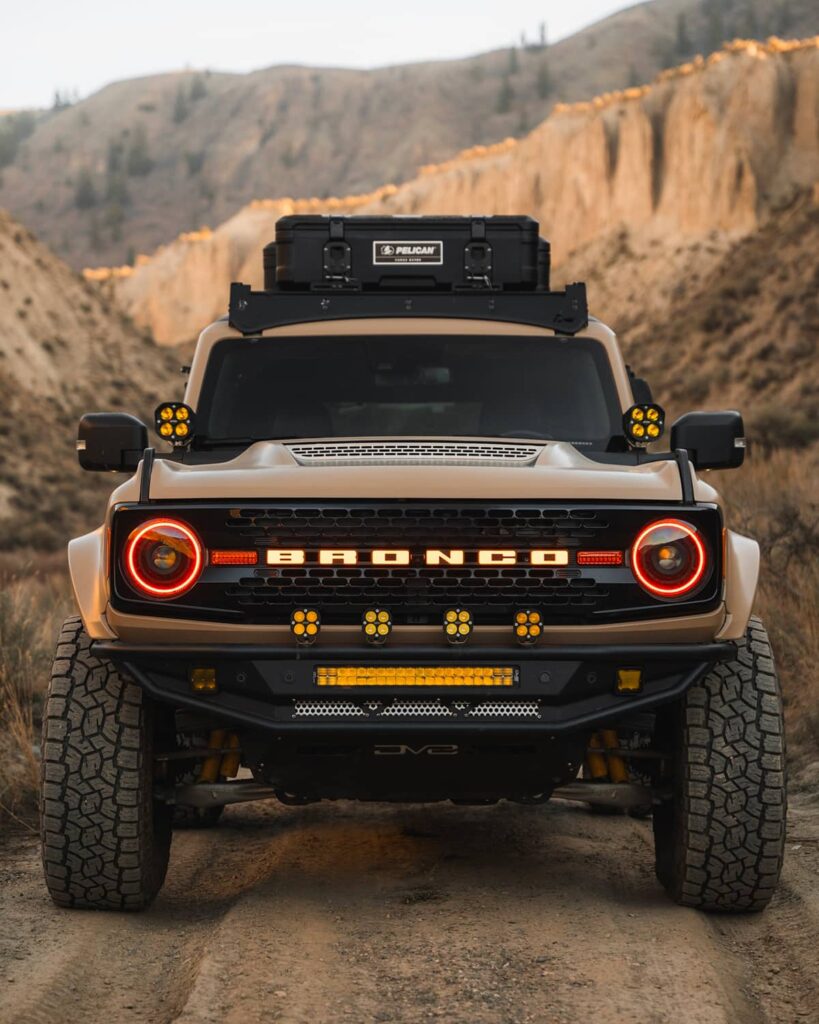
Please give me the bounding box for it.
[41,215,786,912]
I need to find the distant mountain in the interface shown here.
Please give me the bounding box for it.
[1,0,816,269]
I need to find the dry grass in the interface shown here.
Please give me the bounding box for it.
[0,566,73,824]
[716,446,819,786]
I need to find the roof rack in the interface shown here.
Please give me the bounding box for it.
[227,280,589,336]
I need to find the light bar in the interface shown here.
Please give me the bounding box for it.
[316,666,515,687]
[577,550,624,566]
[210,550,258,566]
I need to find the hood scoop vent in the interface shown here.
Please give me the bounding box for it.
[286,441,543,467]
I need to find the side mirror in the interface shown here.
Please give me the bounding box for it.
[670,411,746,470]
[77,413,148,472]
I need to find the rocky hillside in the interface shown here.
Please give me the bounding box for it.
[2,0,818,270]
[0,211,178,548]
[100,39,818,337]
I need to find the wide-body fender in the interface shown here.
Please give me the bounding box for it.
[717,529,760,641]
[67,527,116,640]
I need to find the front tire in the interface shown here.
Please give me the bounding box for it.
[40,616,173,910]
[653,616,786,912]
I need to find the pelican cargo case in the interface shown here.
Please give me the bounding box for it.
[268,214,546,291]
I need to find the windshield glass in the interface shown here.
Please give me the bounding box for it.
[195,334,622,448]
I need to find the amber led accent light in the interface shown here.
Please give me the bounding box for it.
[577,550,624,566]
[210,550,258,566]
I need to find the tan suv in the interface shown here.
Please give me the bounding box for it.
[41,216,785,912]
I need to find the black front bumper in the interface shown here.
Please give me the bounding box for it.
[94,640,735,736]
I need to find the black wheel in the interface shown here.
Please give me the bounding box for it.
[653,616,786,912]
[40,616,173,911]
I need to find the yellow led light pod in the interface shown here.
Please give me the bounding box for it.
[291,608,321,645]
[154,402,196,447]
[623,404,665,447]
[443,608,473,645]
[363,608,392,645]
[513,609,542,645]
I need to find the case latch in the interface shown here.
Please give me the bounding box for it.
[464,218,494,287]
[322,218,352,282]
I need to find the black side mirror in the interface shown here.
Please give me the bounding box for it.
[670,411,746,470]
[77,413,148,472]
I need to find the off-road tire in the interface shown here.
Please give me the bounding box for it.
[653,616,786,912]
[40,616,173,911]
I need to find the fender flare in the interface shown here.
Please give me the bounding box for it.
[717,530,760,641]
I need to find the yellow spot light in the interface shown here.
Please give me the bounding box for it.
[513,609,543,645]
[444,608,472,644]
[362,608,392,645]
[190,667,217,694]
[616,668,642,693]
[291,609,320,644]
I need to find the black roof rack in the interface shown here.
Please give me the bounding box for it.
[227,281,589,336]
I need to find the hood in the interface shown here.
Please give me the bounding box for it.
[111,439,714,505]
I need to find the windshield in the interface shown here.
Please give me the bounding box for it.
[195,334,623,448]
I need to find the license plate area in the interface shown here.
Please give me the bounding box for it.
[315,665,517,687]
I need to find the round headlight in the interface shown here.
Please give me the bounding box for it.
[631,519,707,598]
[123,519,203,598]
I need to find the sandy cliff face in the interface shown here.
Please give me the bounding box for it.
[0,212,178,545]
[99,39,819,350]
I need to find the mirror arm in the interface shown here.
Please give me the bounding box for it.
[139,447,155,503]
[673,448,695,504]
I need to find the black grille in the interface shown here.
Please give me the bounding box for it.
[110,501,723,626]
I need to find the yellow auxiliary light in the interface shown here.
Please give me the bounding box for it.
[190,667,217,694]
[154,402,196,447]
[363,608,392,645]
[291,608,321,645]
[616,668,643,693]
[317,666,515,687]
[623,404,665,447]
[514,609,542,645]
[443,608,473,645]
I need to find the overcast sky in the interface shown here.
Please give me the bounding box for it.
[2,0,638,109]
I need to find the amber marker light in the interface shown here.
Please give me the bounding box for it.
[444,608,473,644]
[577,550,624,566]
[631,519,707,597]
[616,669,642,693]
[363,608,392,645]
[190,668,217,694]
[123,519,203,598]
[291,608,320,644]
[209,550,258,566]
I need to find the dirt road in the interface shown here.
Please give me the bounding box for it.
[1,797,817,1024]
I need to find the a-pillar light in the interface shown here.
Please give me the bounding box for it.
[623,404,665,446]
[155,402,196,446]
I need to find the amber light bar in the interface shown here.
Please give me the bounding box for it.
[316,666,515,687]
[210,550,258,566]
[577,551,624,566]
